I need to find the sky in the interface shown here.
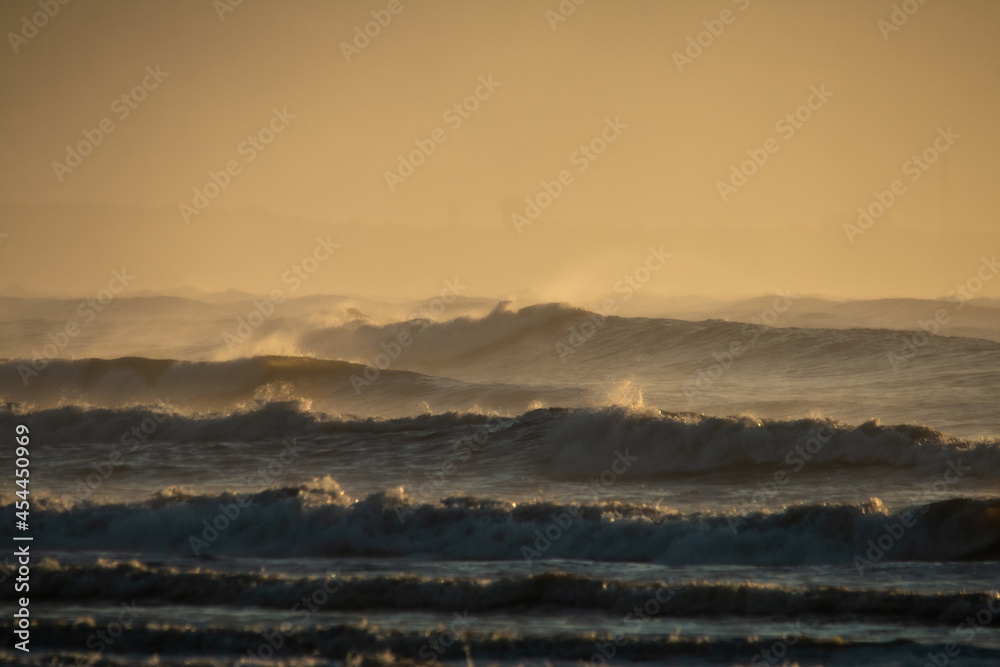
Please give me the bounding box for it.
[0,0,998,300]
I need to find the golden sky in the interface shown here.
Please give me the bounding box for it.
[1,0,998,299]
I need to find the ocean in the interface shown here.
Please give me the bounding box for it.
[2,294,999,666]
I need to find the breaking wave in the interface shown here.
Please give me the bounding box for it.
[8,479,1000,564]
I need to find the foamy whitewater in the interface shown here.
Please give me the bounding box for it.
[2,294,999,666]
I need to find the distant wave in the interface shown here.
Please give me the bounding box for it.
[298,300,595,363]
[0,354,573,416]
[0,401,500,443]
[293,300,1000,370]
[0,354,411,400]
[8,479,1000,564]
